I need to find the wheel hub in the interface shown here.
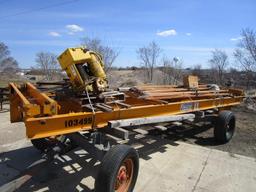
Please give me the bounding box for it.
[115,158,134,192]
[118,166,127,181]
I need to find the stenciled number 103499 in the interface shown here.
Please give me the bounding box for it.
[64,117,93,127]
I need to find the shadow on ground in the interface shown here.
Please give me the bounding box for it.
[0,122,218,192]
[0,108,9,113]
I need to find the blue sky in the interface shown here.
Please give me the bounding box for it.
[0,0,255,68]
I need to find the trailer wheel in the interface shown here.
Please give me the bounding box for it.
[95,144,139,192]
[31,136,66,152]
[214,110,236,143]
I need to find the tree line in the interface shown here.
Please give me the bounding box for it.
[0,43,19,76]
[0,28,255,88]
[207,28,256,88]
[136,28,256,88]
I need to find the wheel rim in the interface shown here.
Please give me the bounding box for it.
[115,158,134,192]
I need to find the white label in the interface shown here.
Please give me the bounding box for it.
[181,102,199,111]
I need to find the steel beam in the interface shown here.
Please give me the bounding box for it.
[108,114,195,128]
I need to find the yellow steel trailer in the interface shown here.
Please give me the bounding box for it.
[9,82,243,140]
[5,47,244,192]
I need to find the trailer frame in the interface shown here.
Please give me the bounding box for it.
[6,82,244,192]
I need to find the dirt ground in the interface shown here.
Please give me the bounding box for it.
[146,105,256,159]
[215,106,256,158]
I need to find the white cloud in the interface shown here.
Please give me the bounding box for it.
[230,36,243,41]
[48,31,61,37]
[186,33,192,36]
[156,29,177,37]
[66,24,84,35]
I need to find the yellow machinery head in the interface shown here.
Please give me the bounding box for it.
[58,47,108,92]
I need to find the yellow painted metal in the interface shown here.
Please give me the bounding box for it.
[9,83,58,122]
[25,96,243,139]
[88,52,106,78]
[10,83,30,105]
[57,47,107,92]
[9,83,41,122]
[26,83,58,115]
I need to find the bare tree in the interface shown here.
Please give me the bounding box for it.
[239,28,256,63]
[234,28,256,89]
[192,64,202,77]
[137,41,161,82]
[35,52,58,81]
[161,56,183,85]
[0,42,19,74]
[162,57,172,84]
[227,67,239,87]
[80,37,119,72]
[209,49,229,85]
[0,42,10,60]
[170,57,183,85]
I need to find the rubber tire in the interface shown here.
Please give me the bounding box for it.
[214,110,236,144]
[95,144,139,192]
